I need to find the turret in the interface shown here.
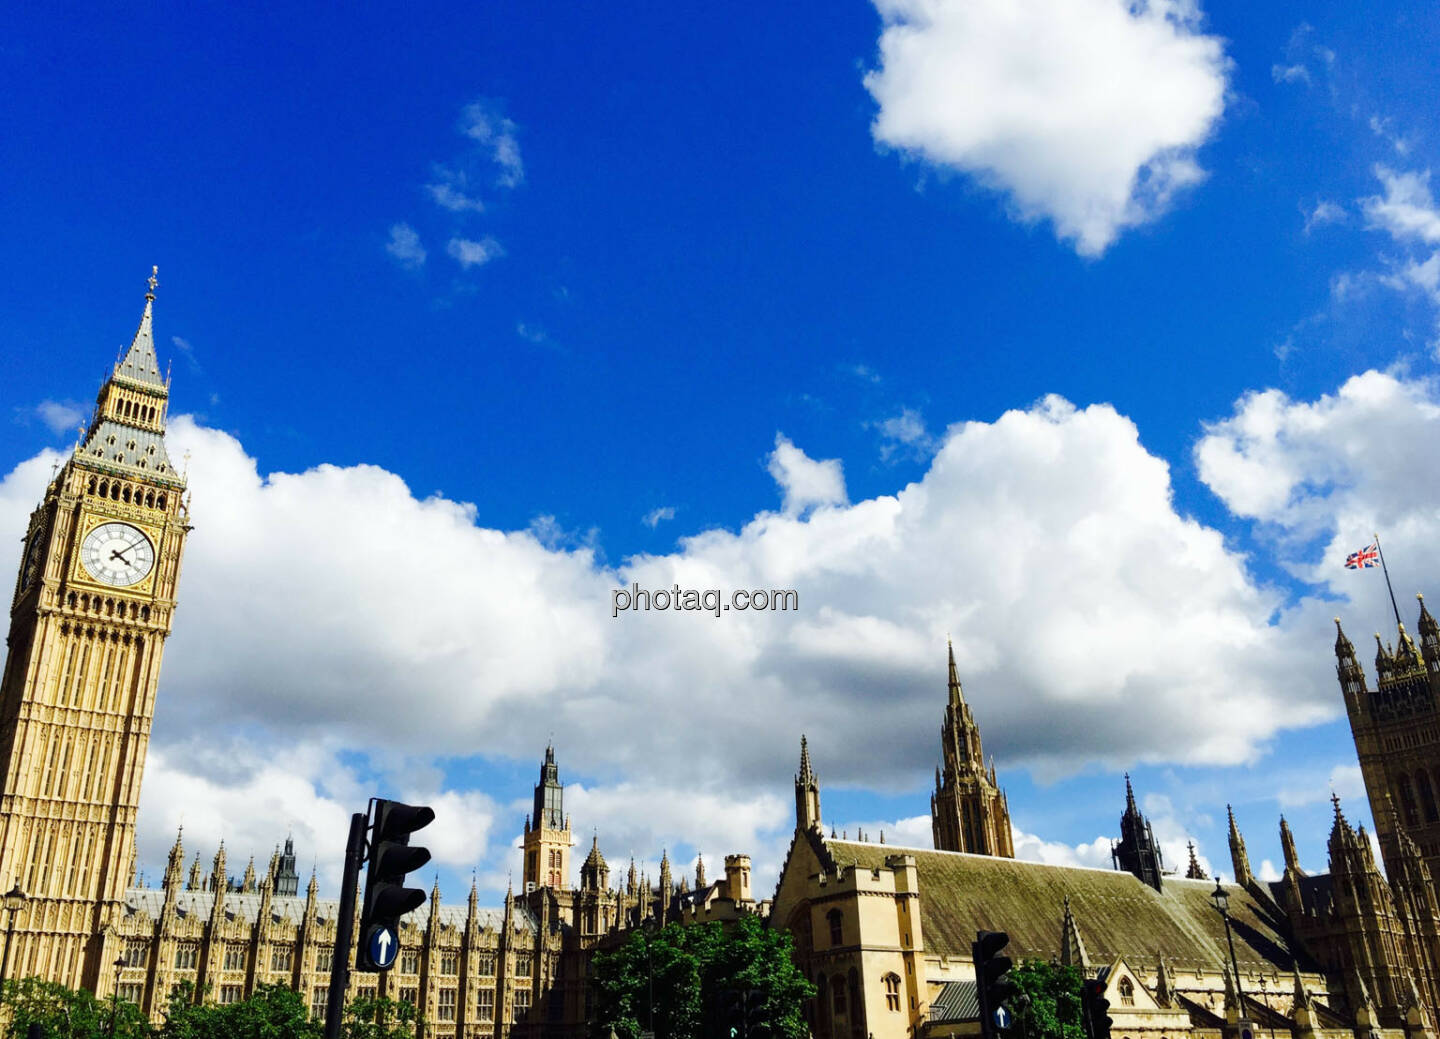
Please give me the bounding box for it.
[724,854,752,903]
[187,854,202,891]
[1336,618,1367,716]
[1394,622,1422,672]
[580,835,609,892]
[1418,594,1440,668]
[164,827,185,895]
[1112,775,1164,891]
[1227,805,1252,887]
[1376,633,1395,684]
[241,856,257,893]
[695,853,707,891]
[795,735,822,832]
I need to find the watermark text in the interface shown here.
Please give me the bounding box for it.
[611,584,799,618]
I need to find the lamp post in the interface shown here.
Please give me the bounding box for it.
[1257,974,1275,1039]
[0,883,26,990]
[110,955,125,1037]
[1211,877,1244,1012]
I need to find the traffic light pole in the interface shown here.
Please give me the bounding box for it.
[324,811,368,1039]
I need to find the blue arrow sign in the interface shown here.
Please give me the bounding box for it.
[368,925,398,969]
[994,1006,1013,1030]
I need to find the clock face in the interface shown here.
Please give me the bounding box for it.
[80,522,155,587]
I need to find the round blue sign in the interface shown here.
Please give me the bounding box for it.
[368,925,398,969]
[994,1006,1013,1030]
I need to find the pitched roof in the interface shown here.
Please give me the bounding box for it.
[930,979,979,1023]
[121,888,532,933]
[824,839,1310,972]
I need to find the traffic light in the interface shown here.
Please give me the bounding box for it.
[973,930,1017,1039]
[718,988,742,1038]
[1081,978,1113,1039]
[744,988,767,1038]
[357,799,434,971]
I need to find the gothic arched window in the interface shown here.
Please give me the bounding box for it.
[884,973,901,1011]
[1119,977,1135,1006]
[827,909,843,947]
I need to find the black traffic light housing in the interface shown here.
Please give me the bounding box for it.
[717,987,766,1039]
[1081,978,1113,1039]
[973,930,1017,1039]
[357,799,434,971]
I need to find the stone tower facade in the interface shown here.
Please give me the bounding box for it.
[1338,601,1440,886]
[931,641,1014,857]
[522,744,571,893]
[0,269,189,989]
[1111,774,1164,890]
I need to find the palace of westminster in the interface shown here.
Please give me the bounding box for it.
[7,275,1440,1039]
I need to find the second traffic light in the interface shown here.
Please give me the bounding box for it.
[1081,978,1113,1039]
[357,798,434,972]
[973,930,1017,1039]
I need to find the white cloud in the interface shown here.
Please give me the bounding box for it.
[426,180,486,214]
[16,373,1434,897]
[385,223,427,269]
[1271,64,1310,85]
[1304,200,1346,234]
[766,434,847,515]
[460,100,524,189]
[863,0,1229,255]
[643,506,677,529]
[1279,763,1365,809]
[31,400,84,436]
[1363,167,1440,245]
[873,408,937,461]
[447,236,505,269]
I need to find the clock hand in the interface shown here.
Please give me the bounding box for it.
[110,548,132,565]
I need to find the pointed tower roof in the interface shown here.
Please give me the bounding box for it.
[584,834,607,872]
[695,852,707,890]
[1335,617,1356,657]
[1059,896,1090,969]
[1227,804,1252,886]
[1280,816,1303,875]
[1155,958,1176,1007]
[113,267,166,389]
[1419,594,1438,637]
[1124,773,1138,815]
[947,638,965,705]
[1185,841,1207,880]
[798,734,815,785]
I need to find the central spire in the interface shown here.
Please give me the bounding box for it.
[947,638,965,705]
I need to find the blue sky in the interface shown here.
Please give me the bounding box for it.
[3,1,1440,902]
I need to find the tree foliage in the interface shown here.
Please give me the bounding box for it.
[590,915,816,1039]
[0,977,420,1039]
[1009,959,1085,1039]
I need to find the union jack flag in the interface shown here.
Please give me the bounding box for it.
[1345,541,1380,569]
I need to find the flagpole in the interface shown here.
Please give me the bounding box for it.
[1375,532,1404,630]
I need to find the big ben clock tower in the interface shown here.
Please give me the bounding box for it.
[0,269,189,988]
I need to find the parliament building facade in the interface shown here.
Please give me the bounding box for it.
[4,275,1440,1039]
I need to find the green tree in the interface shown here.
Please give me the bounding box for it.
[1009,959,1085,1039]
[340,994,422,1039]
[590,915,815,1039]
[1,976,151,1038]
[158,981,320,1039]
